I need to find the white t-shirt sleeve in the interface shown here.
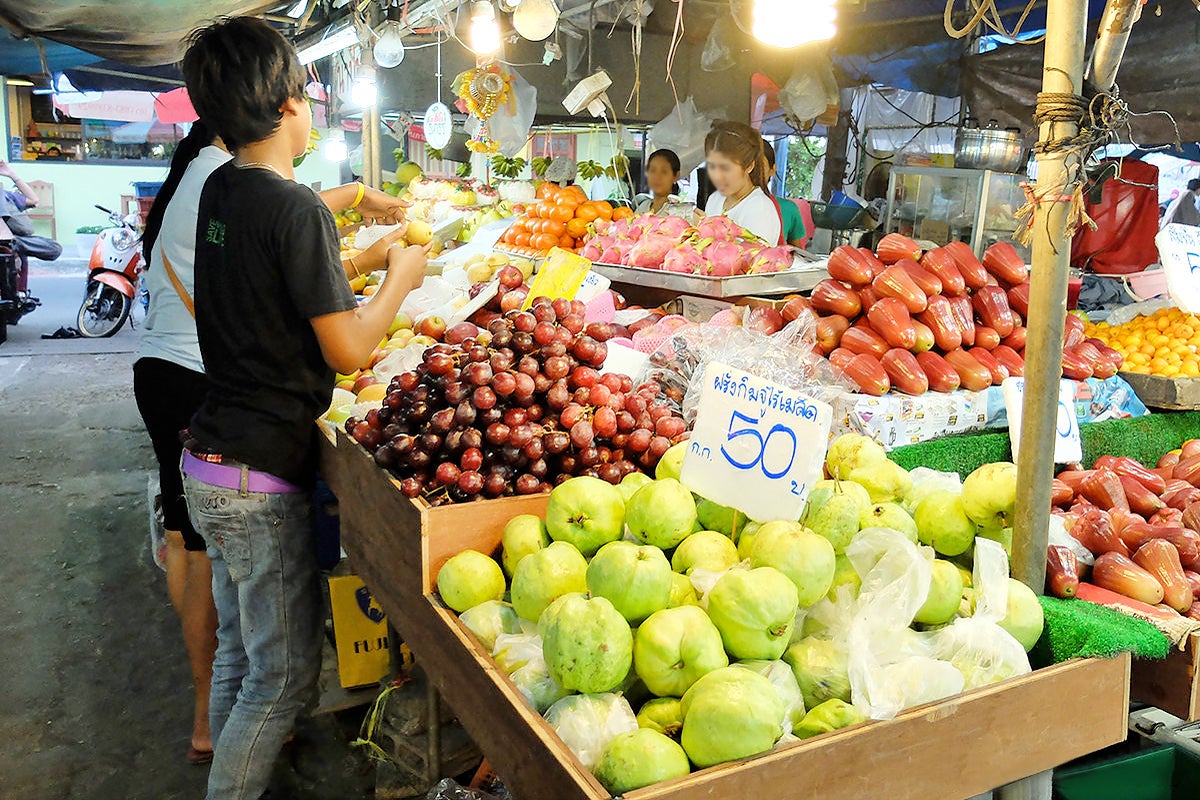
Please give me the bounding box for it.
[704,191,724,217]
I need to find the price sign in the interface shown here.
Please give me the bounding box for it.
[522,248,592,309]
[1002,377,1081,464]
[680,363,833,523]
[1155,224,1200,313]
[423,102,453,150]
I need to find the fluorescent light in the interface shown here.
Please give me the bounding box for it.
[753,0,836,48]
[296,25,360,65]
[350,67,377,107]
[5,78,34,87]
[286,0,308,18]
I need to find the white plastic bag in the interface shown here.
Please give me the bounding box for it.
[491,631,568,712]
[700,17,735,72]
[491,632,544,675]
[460,600,533,653]
[929,539,1032,690]
[648,97,713,177]
[779,54,839,127]
[844,529,965,719]
[544,693,638,771]
[373,346,428,384]
[400,276,457,318]
[903,467,964,515]
[1049,514,1094,567]
[467,69,537,158]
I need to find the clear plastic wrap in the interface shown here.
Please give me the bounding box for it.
[844,528,965,719]
[928,539,1032,690]
[460,600,534,653]
[543,693,638,771]
[425,779,504,800]
[647,97,713,177]
[902,467,964,515]
[649,314,853,423]
[491,632,543,674]
[700,17,735,72]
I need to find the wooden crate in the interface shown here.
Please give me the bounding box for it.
[1120,371,1200,411]
[1131,633,1200,721]
[321,429,1133,800]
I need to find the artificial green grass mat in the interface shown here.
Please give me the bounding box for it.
[1031,596,1171,667]
[889,411,1200,478]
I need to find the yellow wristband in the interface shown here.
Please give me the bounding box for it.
[349,182,366,210]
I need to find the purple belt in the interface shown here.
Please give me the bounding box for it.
[182,450,302,494]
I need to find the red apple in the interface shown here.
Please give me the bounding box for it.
[416,315,447,340]
[745,306,785,335]
[500,286,528,313]
[353,373,379,394]
[445,321,481,345]
[497,265,524,290]
[471,310,501,329]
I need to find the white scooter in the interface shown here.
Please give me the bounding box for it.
[76,205,143,338]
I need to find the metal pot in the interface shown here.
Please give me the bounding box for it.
[955,118,1027,173]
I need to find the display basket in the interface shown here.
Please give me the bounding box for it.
[320,427,1132,800]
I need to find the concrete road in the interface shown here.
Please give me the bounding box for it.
[0,260,376,798]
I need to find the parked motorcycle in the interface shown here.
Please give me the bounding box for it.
[76,205,143,338]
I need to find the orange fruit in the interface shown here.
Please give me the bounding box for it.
[559,234,575,249]
[594,201,614,221]
[576,202,600,223]
[550,204,575,224]
[514,231,532,248]
[536,182,559,201]
[543,219,567,238]
[566,218,589,239]
[612,206,634,221]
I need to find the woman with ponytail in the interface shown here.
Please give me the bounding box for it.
[133,119,229,766]
[700,120,783,245]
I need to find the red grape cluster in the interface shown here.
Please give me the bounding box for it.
[346,295,688,505]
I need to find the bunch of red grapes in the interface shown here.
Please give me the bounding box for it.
[346,296,688,505]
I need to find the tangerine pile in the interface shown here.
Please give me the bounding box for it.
[1086,307,1200,378]
[499,182,633,257]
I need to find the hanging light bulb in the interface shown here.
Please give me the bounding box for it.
[324,129,348,161]
[752,0,836,48]
[497,0,522,11]
[513,0,559,41]
[350,66,378,107]
[469,1,502,56]
[373,21,406,68]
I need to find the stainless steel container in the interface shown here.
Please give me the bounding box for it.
[955,118,1026,173]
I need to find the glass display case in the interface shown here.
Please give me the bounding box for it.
[884,166,1030,259]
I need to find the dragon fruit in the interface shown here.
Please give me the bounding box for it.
[593,219,612,237]
[747,246,793,274]
[580,240,604,261]
[700,240,748,277]
[696,215,747,242]
[663,243,705,274]
[626,234,680,269]
[652,215,694,239]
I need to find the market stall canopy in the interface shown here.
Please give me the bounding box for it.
[0,0,280,66]
[0,34,99,74]
[962,7,1200,145]
[63,61,184,92]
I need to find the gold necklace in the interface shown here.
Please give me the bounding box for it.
[235,160,284,178]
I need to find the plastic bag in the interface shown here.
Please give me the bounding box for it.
[844,528,965,719]
[466,69,537,158]
[700,16,735,72]
[492,632,544,675]
[460,600,533,653]
[902,467,963,515]
[783,636,850,710]
[400,276,457,318]
[779,54,839,127]
[543,693,638,771]
[648,97,713,177]
[425,778,503,800]
[510,662,570,713]
[657,314,852,424]
[1049,513,1094,567]
[735,660,806,732]
[928,539,1031,690]
[373,346,428,384]
[354,222,404,250]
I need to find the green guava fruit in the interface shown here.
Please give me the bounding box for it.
[848,460,913,504]
[545,476,627,557]
[679,667,786,768]
[827,554,862,601]
[619,472,654,503]
[458,600,530,652]
[594,729,690,794]
[626,479,698,550]
[747,521,836,607]
[540,593,633,694]
[671,531,739,574]
[667,572,698,608]
[510,541,588,622]
[586,541,673,624]
[783,637,851,709]
[636,697,684,738]
[805,487,866,552]
[913,490,977,557]
[998,578,1044,651]
[655,442,688,481]
[825,433,887,480]
[792,698,865,740]
[706,567,799,660]
[633,605,729,698]
[696,498,748,539]
[501,514,549,577]
[914,560,964,626]
[859,502,919,543]
[437,550,505,613]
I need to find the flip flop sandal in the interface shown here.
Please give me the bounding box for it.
[187,746,214,766]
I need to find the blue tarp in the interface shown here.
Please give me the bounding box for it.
[0,35,99,76]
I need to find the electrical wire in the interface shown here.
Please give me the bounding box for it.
[944,0,1046,45]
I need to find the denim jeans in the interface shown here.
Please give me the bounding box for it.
[182,472,321,800]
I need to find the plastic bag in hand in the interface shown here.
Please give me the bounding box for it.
[929,539,1031,690]
[544,693,638,771]
[844,529,965,719]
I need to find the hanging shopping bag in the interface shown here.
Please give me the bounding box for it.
[328,574,391,688]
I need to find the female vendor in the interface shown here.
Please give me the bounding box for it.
[636,148,682,215]
[700,121,782,245]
